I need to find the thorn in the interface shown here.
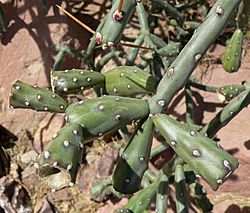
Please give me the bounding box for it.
[118,0,125,13]
[56,5,96,35]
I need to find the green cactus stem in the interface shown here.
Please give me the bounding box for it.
[125,34,144,66]
[223,29,243,73]
[150,143,170,159]
[148,0,242,114]
[201,86,250,138]
[149,34,167,49]
[50,69,105,95]
[105,66,159,97]
[125,182,158,213]
[53,49,65,71]
[85,18,106,69]
[113,118,154,194]
[217,84,245,102]
[152,0,184,26]
[236,0,250,33]
[153,114,239,190]
[96,50,124,71]
[114,209,132,213]
[189,182,213,212]
[90,177,112,198]
[97,0,137,48]
[136,3,156,50]
[53,44,85,71]
[136,2,150,33]
[185,82,194,125]
[36,122,84,190]
[0,2,7,37]
[169,19,189,40]
[9,80,67,113]
[175,164,189,213]
[156,173,169,213]
[65,96,149,142]
[183,21,201,30]
[174,0,201,11]
[189,80,218,93]
[157,42,180,58]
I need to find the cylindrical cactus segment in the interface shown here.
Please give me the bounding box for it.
[105,66,159,97]
[0,3,7,35]
[65,96,149,142]
[98,0,137,47]
[157,42,180,58]
[153,114,239,191]
[114,209,132,213]
[9,80,67,112]
[174,164,189,213]
[36,122,84,190]
[149,34,167,49]
[125,182,158,212]
[189,182,213,212]
[223,29,243,73]
[237,0,250,33]
[50,69,105,95]
[148,0,242,114]
[90,178,113,198]
[217,84,245,102]
[112,118,154,194]
[201,87,250,138]
[156,173,169,213]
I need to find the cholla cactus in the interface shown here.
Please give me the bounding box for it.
[9,0,249,212]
